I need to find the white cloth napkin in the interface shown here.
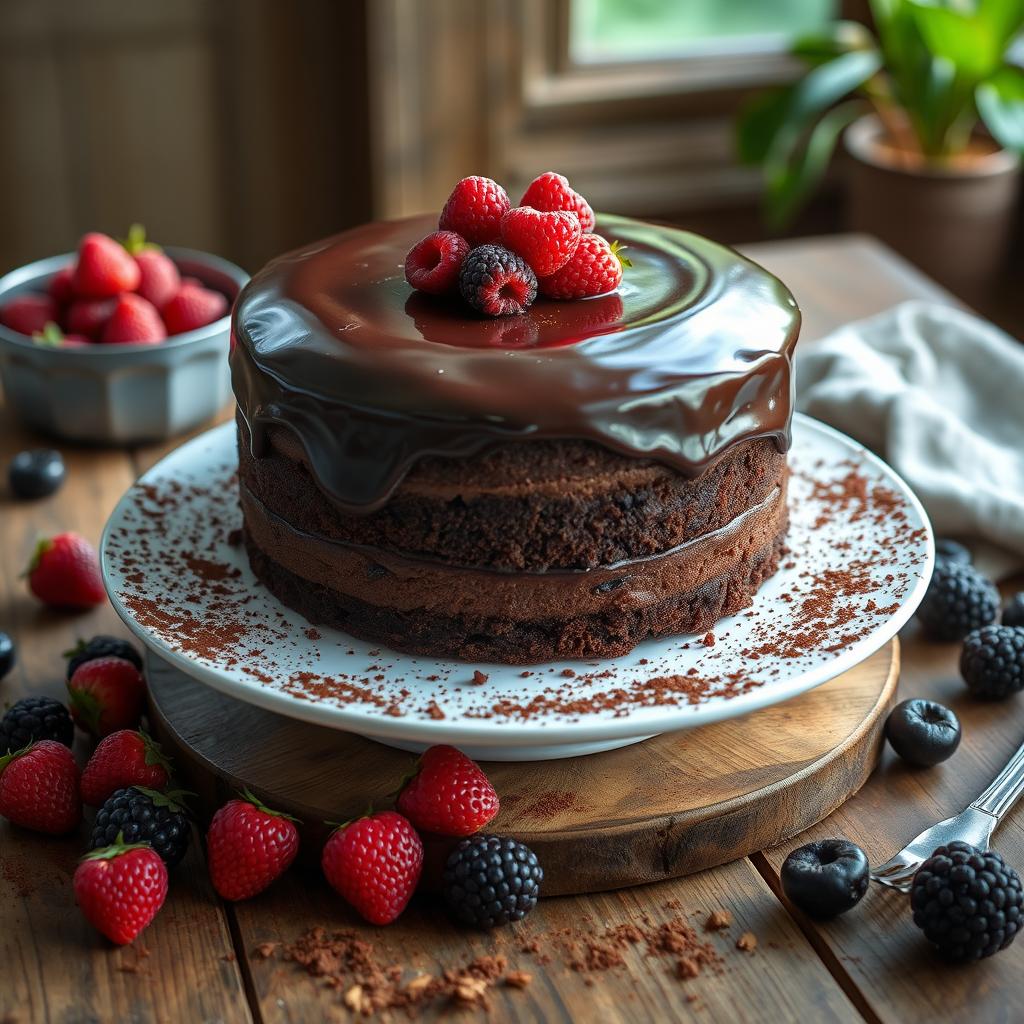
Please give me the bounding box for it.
[795,300,1024,580]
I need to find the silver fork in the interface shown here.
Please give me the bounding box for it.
[871,737,1024,893]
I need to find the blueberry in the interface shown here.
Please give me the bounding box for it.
[934,538,971,566]
[1004,594,1024,629]
[885,698,961,766]
[8,449,65,499]
[0,631,13,680]
[781,839,869,918]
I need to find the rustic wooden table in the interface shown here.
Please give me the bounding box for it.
[2,235,1022,1024]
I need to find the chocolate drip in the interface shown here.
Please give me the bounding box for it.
[231,214,800,514]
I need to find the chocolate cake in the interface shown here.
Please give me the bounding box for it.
[231,214,800,664]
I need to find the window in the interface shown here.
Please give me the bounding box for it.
[570,0,839,63]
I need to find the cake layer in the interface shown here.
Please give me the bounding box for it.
[237,415,787,572]
[243,527,787,664]
[231,214,800,515]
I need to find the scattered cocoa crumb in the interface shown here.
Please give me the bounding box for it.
[471,670,489,685]
[253,942,279,959]
[702,632,716,647]
[704,909,732,931]
[736,932,758,952]
[505,971,532,989]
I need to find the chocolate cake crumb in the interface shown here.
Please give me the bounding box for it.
[471,670,489,685]
[736,932,758,952]
[704,909,732,931]
[505,971,532,988]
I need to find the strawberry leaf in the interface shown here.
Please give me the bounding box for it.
[610,240,632,269]
[239,787,300,824]
[121,223,161,255]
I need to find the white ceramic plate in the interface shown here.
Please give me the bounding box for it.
[102,414,933,761]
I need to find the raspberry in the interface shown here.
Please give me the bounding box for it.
[500,207,581,277]
[404,230,470,295]
[916,561,999,641]
[911,842,1023,961]
[539,234,626,300]
[458,245,538,317]
[960,625,1024,699]
[520,171,595,233]
[439,176,510,246]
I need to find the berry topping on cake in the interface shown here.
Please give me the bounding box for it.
[404,230,471,295]
[500,207,581,277]
[539,234,628,300]
[520,171,596,233]
[911,842,1022,961]
[439,176,511,246]
[458,244,538,317]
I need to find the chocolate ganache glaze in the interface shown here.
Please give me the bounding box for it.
[231,213,800,514]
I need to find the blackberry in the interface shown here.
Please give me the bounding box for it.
[1003,593,1024,629]
[884,699,961,766]
[780,839,869,918]
[911,842,1023,961]
[0,631,13,681]
[0,696,73,753]
[916,562,998,642]
[65,634,143,680]
[90,786,191,867]
[934,537,971,567]
[960,625,1024,699]
[458,245,538,317]
[442,835,543,928]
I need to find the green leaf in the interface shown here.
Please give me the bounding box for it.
[791,21,876,65]
[768,50,883,167]
[908,1,1003,81]
[736,87,795,165]
[978,0,1024,49]
[977,65,1024,150]
[765,101,867,229]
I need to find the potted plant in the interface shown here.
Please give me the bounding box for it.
[737,0,1024,299]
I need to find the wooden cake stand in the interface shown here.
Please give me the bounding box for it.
[147,638,899,896]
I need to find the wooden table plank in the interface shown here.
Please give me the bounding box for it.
[234,857,862,1023]
[0,404,252,1024]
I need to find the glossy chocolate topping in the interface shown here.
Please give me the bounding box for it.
[231,214,800,513]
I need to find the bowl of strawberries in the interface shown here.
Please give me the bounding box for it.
[0,226,247,444]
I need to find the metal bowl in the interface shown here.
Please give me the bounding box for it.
[0,248,248,444]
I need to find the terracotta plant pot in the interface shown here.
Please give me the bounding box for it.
[844,115,1020,302]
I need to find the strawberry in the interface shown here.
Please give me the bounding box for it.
[67,656,146,738]
[0,294,59,337]
[439,176,511,246]
[206,791,300,901]
[33,322,91,348]
[81,730,171,807]
[25,532,105,609]
[65,297,117,339]
[539,235,628,300]
[48,265,76,305]
[404,230,470,295]
[162,282,229,335]
[101,293,167,344]
[396,745,499,837]
[0,740,81,835]
[74,839,168,945]
[520,171,596,233]
[501,207,581,277]
[122,224,182,309]
[321,811,423,925]
[72,232,140,298]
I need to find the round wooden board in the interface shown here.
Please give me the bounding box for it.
[147,638,899,896]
